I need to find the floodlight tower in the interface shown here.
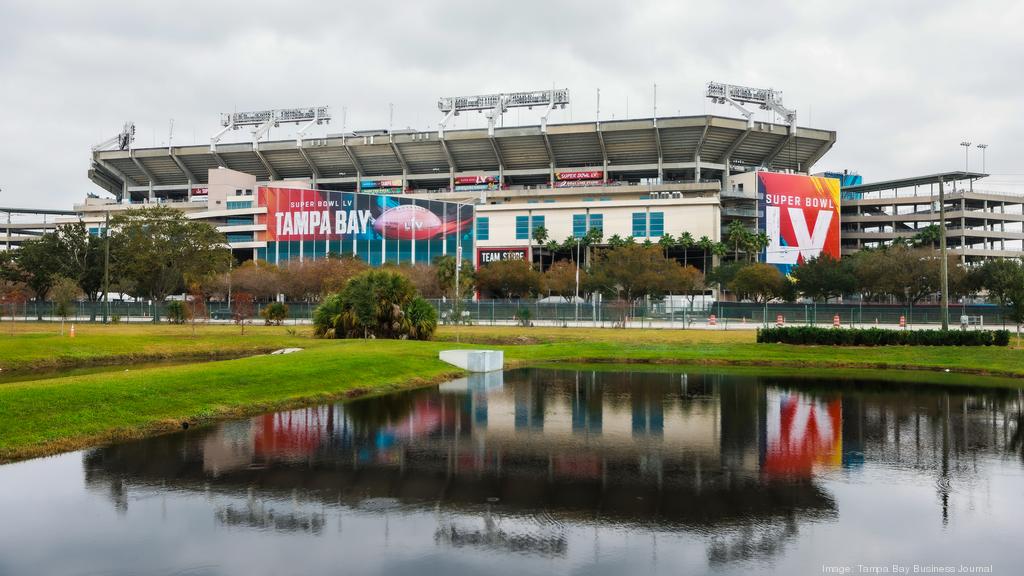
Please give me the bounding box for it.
[210,106,331,152]
[437,89,570,137]
[705,82,797,132]
[92,122,136,151]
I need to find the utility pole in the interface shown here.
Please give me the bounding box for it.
[938,177,949,331]
[102,210,110,323]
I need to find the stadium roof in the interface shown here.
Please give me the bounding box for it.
[841,171,988,193]
[89,114,836,195]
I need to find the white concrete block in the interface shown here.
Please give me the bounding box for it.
[439,349,504,373]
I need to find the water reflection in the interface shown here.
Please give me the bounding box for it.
[7,368,1024,576]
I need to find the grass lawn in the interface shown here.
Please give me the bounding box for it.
[0,322,326,373]
[0,322,1022,462]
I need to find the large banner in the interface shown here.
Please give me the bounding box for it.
[758,172,841,274]
[256,187,473,265]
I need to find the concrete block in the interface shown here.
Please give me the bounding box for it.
[439,349,504,373]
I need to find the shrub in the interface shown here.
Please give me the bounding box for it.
[313,270,438,340]
[514,307,532,327]
[756,326,1010,347]
[165,300,188,324]
[260,302,289,326]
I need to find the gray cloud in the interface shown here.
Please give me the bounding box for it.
[1,0,1021,208]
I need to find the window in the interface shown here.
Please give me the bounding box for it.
[649,212,664,237]
[589,213,603,235]
[531,215,545,234]
[226,200,252,210]
[573,214,587,238]
[226,232,254,243]
[632,212,647,237]
[227,217,253,226]
[476,217,490,241]
[515,215,530,239]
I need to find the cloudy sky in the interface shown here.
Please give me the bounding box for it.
[1,0,1022,208]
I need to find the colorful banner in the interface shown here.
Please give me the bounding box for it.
[454,175,498,185]
[190,187,208,196]
[556,170,604,181]
[757,172,841,274]
[256,187,473,265]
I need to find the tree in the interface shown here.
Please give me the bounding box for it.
[532,225,549,271]
[673,265,705,309]
[392,263,442,298]
[435,255,474,301]
[14,234,62,319]
[697,235,714,273]
[658,233,676,258]
[677,231,695,267]
[725,220,751,262]
[49,276,82,335]
[260,302,289,326]
[751,232,770,263]
[232,291,254,335]
[110,206,230,322]
[313,269,436,340]
[913,224,942,248]
[279,257,368,302]
[542,259,587,301]
[975,259,1024,335]
[475,260,541,299]
[52,223,105,320]
[791,255,856,302]
[729,263,787,303]
[587,244,679,303]
[186,283,207,337]
[231,260,282,302]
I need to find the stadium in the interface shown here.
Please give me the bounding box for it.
[3,84,1023,272]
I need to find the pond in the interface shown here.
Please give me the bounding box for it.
[1,367,1021,575]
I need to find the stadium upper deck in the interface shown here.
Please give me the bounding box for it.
[89,114,836,200]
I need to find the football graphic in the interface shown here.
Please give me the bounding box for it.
[373,204,445,240]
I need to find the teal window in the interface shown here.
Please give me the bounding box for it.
[226,232,254,243]
[226,200,252,210]
[589,213,603,235]
[543,199,555,203]
[515,216,530,239]
[227,216,254,226]
[476,217,489,241]
[531,215,545,234]
[632,212,647,237]
[573,214,587,238]
[649,212,664,237]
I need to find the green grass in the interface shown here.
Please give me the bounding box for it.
[0,323,327,373]
[0,339,461,462]
[1,323,1022,462]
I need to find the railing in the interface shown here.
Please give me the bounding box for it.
[2,299,1013,329]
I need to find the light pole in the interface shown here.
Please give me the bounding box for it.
[938,177,949,331]
[959,141,971,171]
[976,144,988,172]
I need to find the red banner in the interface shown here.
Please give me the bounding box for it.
[556,170,604,181]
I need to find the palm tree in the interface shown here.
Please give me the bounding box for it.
[726,220,750,262]
[678,231,695,267]
[658,233,676,258]
[752,232,770,262]
[698,235,714,273]
[532,225,549,271]
[712,241,729,269]
[913,224,941,248]
[607,234,626,248]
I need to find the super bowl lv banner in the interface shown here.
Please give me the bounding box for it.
[256,187,473,265]
[758,172,841,274]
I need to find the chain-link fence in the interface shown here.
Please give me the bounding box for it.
[0,298,1012,329]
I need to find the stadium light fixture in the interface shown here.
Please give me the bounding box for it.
[976,143,988,172]
[211,107,331,152]
[705,82,796,130]
[92,122,136,152]
[959,141,971,171]
[437,89,570,137]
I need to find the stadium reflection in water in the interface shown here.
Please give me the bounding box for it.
[1,368,1022,576]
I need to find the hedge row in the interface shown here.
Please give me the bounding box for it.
[756,326,1011,347]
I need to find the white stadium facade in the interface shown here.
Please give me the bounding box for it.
[2,86,1022,269]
